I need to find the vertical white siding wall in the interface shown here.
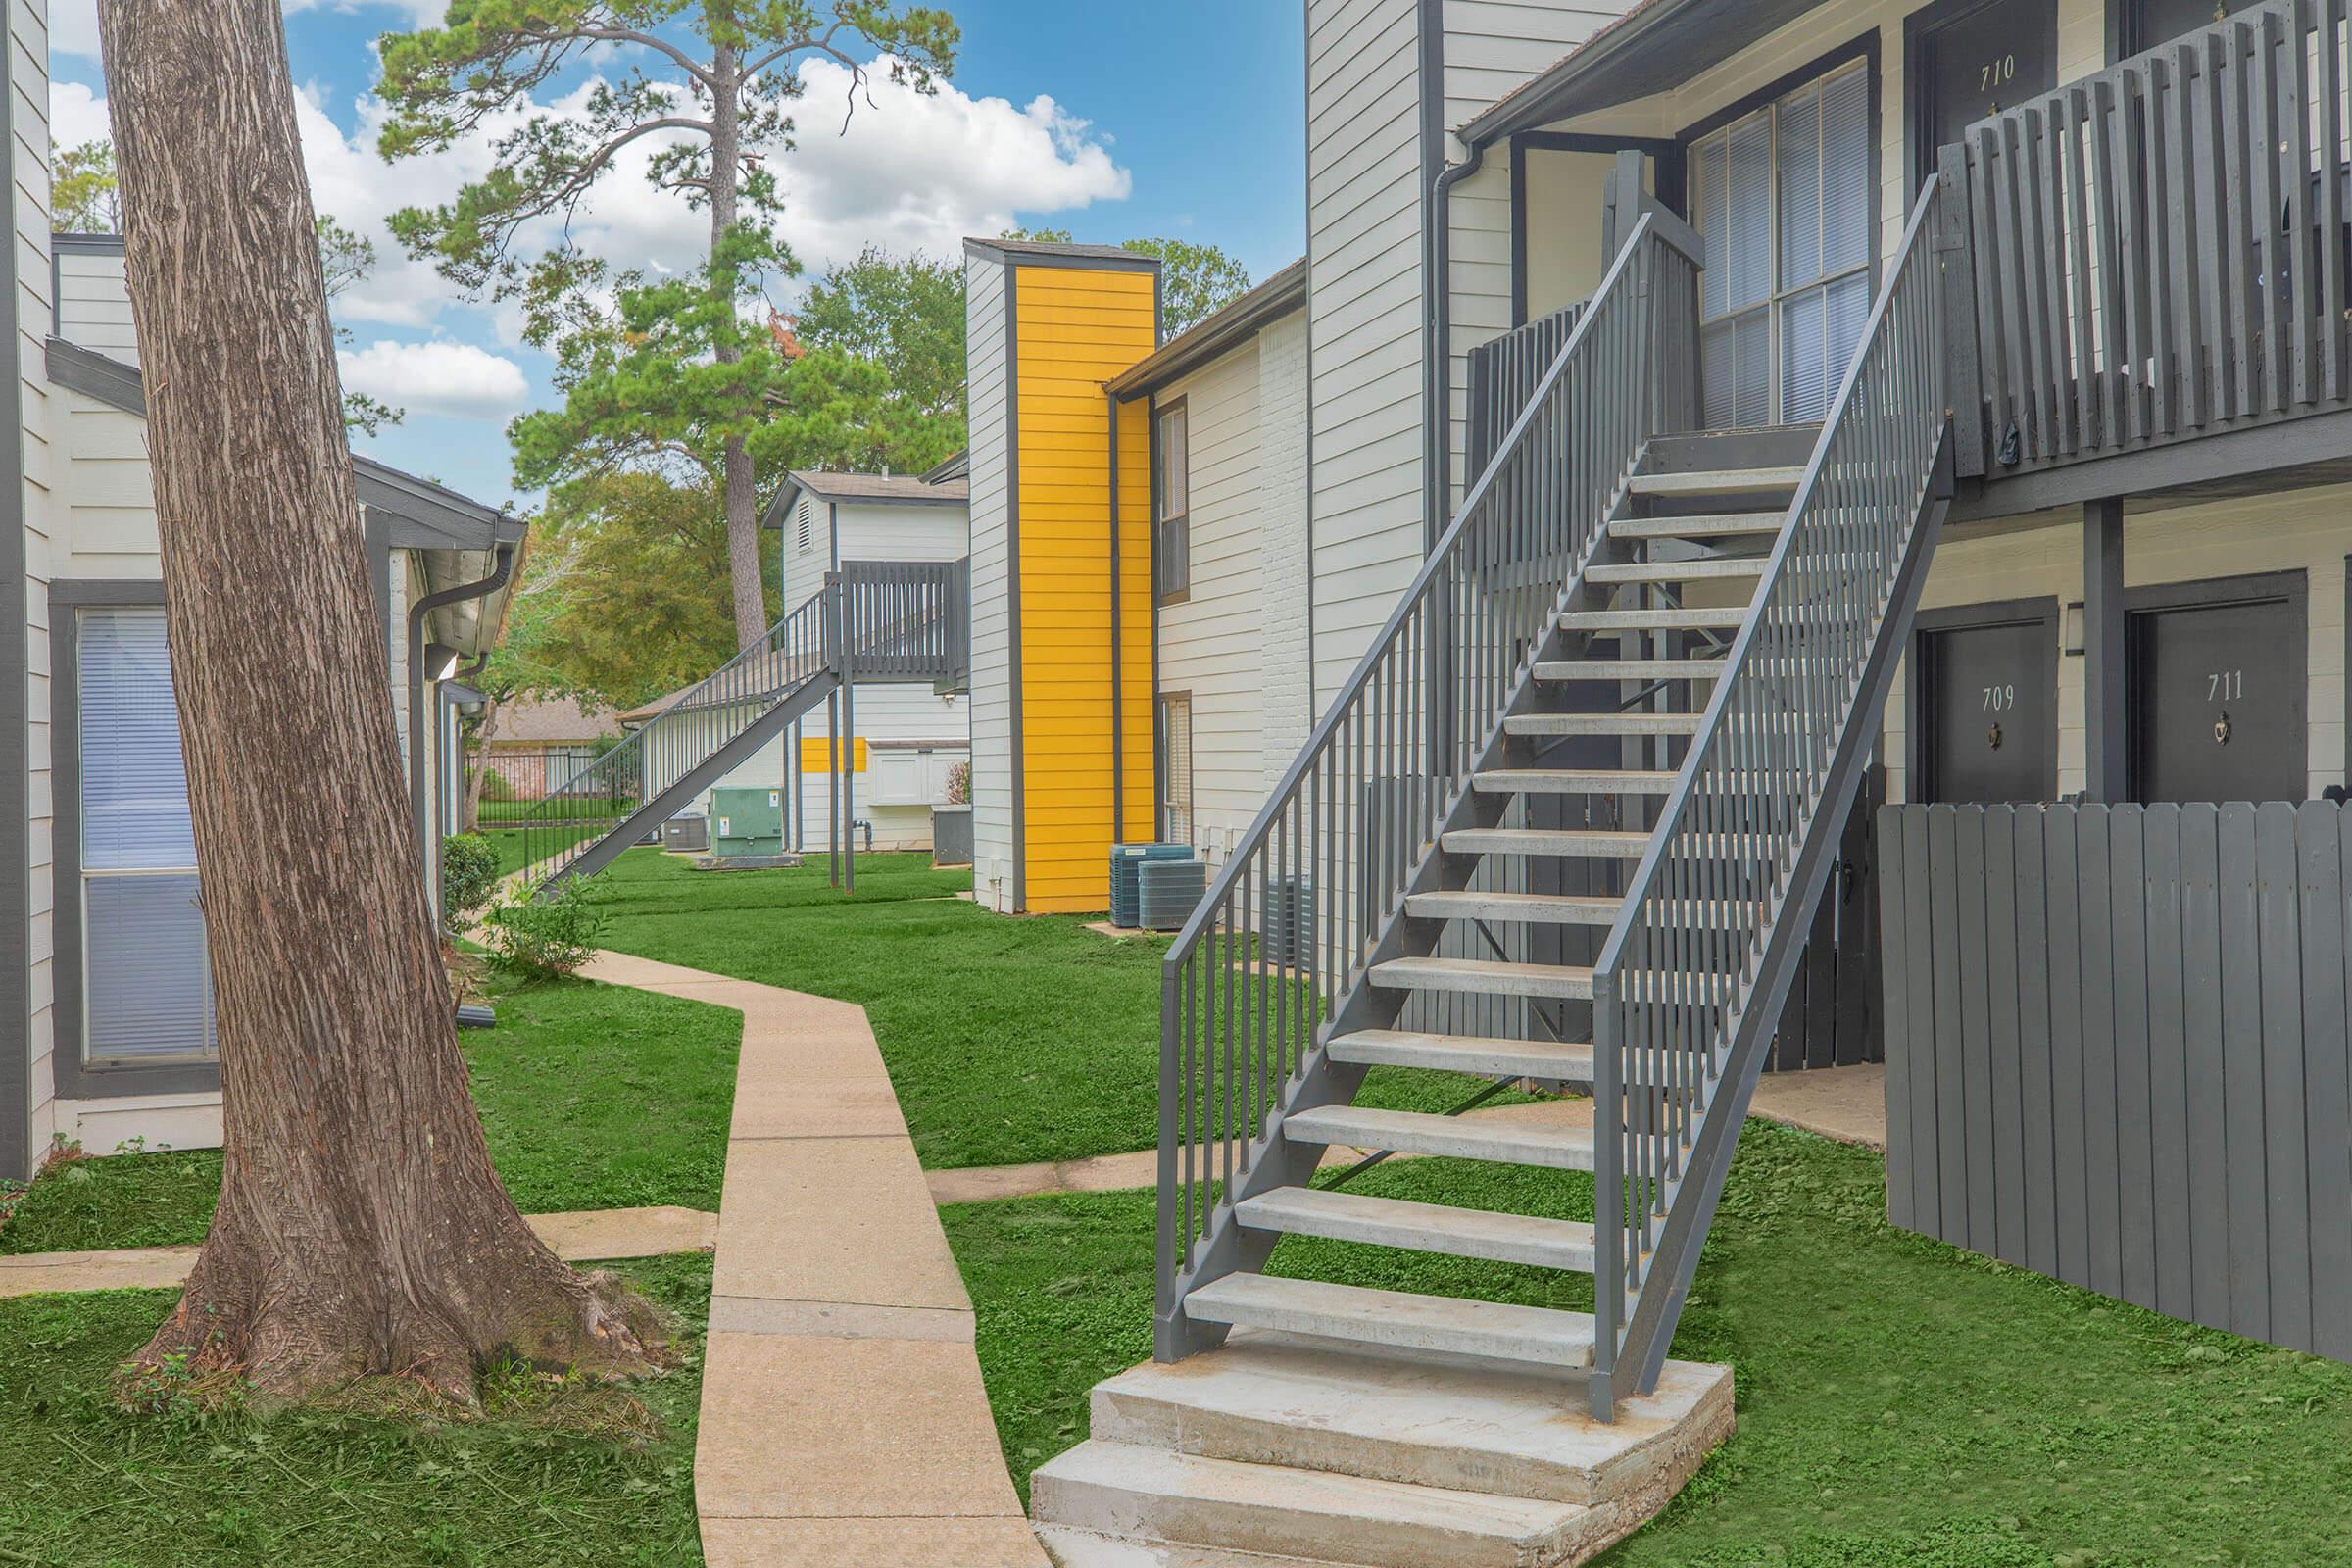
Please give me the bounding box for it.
[963,253,1016,911]
[1440,2,1625,509]
[13,0,54,1170]
[1306,0,1427,709]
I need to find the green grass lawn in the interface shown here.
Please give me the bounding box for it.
[580,848,1529,1171]
[1,975,739,1255]
[943,1122,2352,1564]
[0,1252,710,1567]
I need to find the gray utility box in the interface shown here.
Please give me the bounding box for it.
[932,804,973,868]
[663,814,710,853]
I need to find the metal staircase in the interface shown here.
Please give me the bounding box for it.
[514,560,965,887]
[1146,176,1960,1428]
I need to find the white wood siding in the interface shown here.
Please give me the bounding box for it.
[55,246,136,364]
[1307,0,1428,709]
[963,253,1016,911]
[14,0,54,1169]
[1257,311,1313,782]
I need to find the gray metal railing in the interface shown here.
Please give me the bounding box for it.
[1950,0,2350,481]
[1589,178,1956,1409]
[1465,298,1588,478]
[1154,211,1703,1348]
[516,559,963,885]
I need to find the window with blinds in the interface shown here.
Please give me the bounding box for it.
[1692,59,1874,428]
[77,607,216,1065]
[1158,692,1194,845]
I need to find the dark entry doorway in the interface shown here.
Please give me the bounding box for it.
[2128,572,2307,805]
[1911,599,2060,804]
[1906,0,2061,186]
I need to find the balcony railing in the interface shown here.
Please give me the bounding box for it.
[1948,0,2351,485]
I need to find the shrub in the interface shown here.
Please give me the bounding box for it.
[481,881,609,979]
[476,766,515,803]
[441,832,503,924]
[945,760,971,806]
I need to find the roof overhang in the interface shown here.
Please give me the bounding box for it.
[1459,0,1832,147]
[1105,259,1308,402]
[44,333,526,656]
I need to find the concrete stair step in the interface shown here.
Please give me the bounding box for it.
[1031,1441,1598,1568]
[1402,888,1624,925]
[1085,1328,1737,1509]
[1369,955,1593,1001]
[1587,558,1765,585]
[1326,1027,1595,1080]
[1557,606,1749,632]
[1183,1275,1598,1369]
[1533,659,1726,683]
[1235,1187,1598,1272]
[1443,826,1653,858]
[1035,1524,1362,1568]
[1468,767,1675,796]
[1283,1105,1596,1170]
[1628,466,1805,498]
[1502,711,1700,739]
[1609,510,1785,540]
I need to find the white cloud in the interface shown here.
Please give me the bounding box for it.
[337,338,530,419]
[50,78,109,154]
[52,0,446,58]
[49,51,1131,340]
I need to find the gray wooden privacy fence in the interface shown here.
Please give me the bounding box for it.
[1879,801,2352,1361]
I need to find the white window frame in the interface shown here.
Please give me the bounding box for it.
[1690,55,1877,427]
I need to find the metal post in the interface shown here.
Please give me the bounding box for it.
[842,644,858,896]
[2083,497,2128,802]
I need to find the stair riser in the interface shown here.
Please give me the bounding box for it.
[1236,1208,1595,1272]
[1403,895,1619,926]
[1088,1360,1739,1510]
[1326,1038,1595,1081]
[1443,832,1650,858]
[1035,1525,1353,1568]
[1283,1113,1596,1171]
[1373,969,1592,1002]
[1501,717,1699,739]
[1533,662,1724,683]
[1031,1469,1597,1568]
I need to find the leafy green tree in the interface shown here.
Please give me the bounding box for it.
[532,469,779,710]
[1004,229,1252,338]
[462,535,582,827]
[795,244,965,420]
[51,138,121,232]
[375,1,957,653]
[317,216,404,436]
[1122,236,1253,337]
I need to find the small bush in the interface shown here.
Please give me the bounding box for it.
[482,881,609,979]
[441,832,502,924]
[945,760,971,806]
[475,767,515,803]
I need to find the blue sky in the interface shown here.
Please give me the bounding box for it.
[48,1,1306,508]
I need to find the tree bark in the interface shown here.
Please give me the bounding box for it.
[709,42,767,652]
[98,0,662,1402]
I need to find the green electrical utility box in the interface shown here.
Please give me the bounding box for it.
[710,786,785,857]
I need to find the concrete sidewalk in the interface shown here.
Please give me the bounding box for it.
[0,1204,716,1298]
[579,950,1046,1568]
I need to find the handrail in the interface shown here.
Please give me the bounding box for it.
[515,559,964,884]
[1154,208,1704,1351]
[1590,177,1955,1403]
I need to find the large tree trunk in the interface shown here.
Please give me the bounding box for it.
[98,0,661,1401]
[709,43,767,652]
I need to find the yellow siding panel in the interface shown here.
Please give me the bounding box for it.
[799,737,868,771]
[1012,264,1158,911]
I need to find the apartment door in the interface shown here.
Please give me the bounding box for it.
[1906,0,2061,186]
[2130,575,2307,805]
[1688,55,1875,428]
[1913,601,2060,803]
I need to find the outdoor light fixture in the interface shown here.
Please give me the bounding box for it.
[2062,601,2086,657]
[441,678,488,714]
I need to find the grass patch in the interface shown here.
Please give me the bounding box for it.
[581,849,1529,1170]
[0,1251,710,1566]
[942,1123,2352,1562]
[1,975,738,1255]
